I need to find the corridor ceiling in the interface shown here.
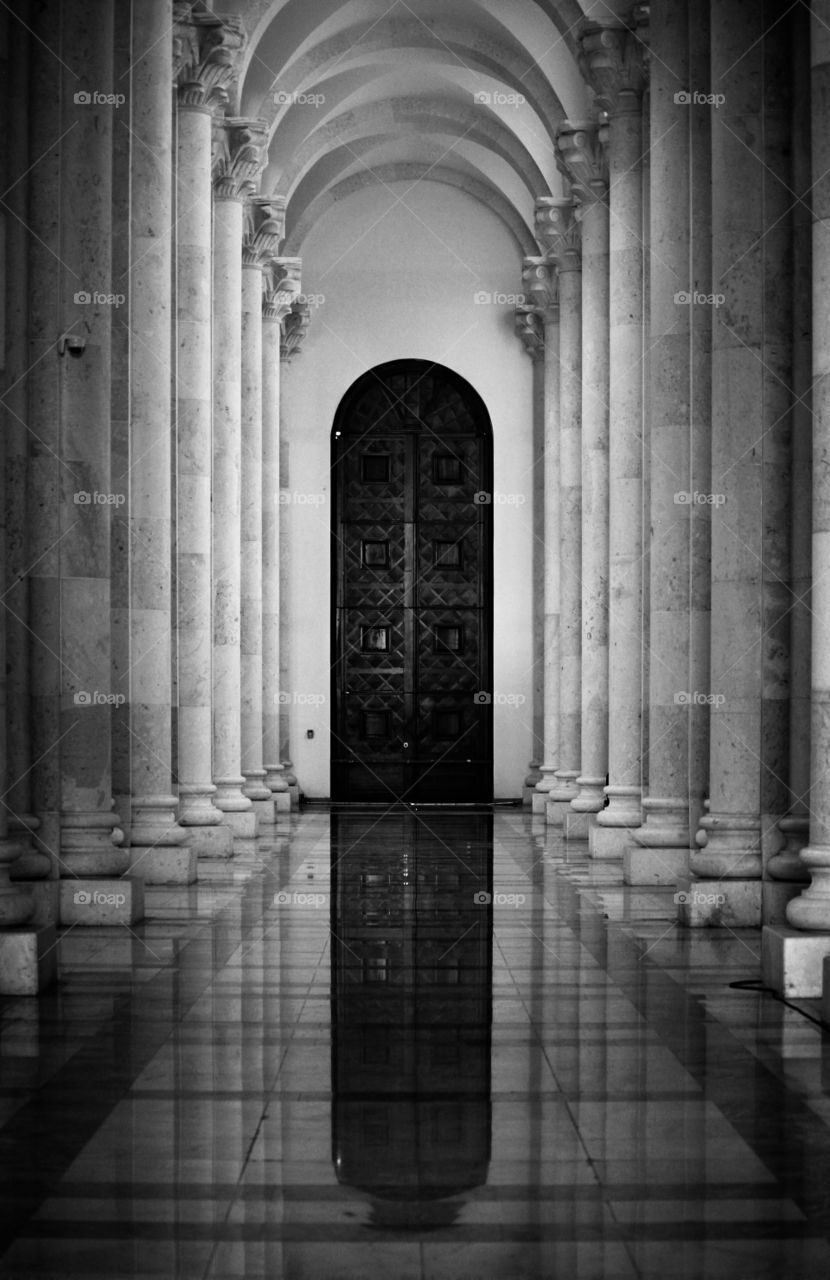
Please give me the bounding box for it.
[232,0,625,255]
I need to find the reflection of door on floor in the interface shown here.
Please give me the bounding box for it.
[331,360,493,802]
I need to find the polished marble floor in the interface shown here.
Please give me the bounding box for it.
[2,806,830,1278]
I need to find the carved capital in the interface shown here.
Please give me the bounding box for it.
[174,6,246,111]
[212,117,269,200]
[534,197,581,273]
[522,257,558,322]
[264,257,303,322]
[243,196,286,268]
[556,121,608,205]
[578,16,648,116]
[514,306,545,360]
[281,301,311,361]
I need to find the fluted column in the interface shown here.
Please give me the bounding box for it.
[522,264,560,817]
[691,0,793,926]
[535,200,582,827]
[577,22,648,858]
[173,11,243,859]
[628,0,709,881]
[263,260,301,814]
[241,198,285,828]
[211,118,268,840]
[555,125,609,839]
[783,0,830,931]
[124,0,192,885]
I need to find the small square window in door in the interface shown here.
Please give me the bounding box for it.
[362,540,389,568]
[361,454,391,482]
[433,453,462,484]
[361,625,390,652]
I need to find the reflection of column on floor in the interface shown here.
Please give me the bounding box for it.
[263,260,302,816]
[689,0,793,929]
[4,8,53,925]
[520,262,560,819]
[173,8,241,862]
[57,0,142,930]
[126,0,193,887]
[575,22,648,858]
[626,0,710,885]
[211,118,268,843]
[241,198,286,832]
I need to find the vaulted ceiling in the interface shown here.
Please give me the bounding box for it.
[232,0,619,255]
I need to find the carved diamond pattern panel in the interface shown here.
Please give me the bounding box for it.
[342,609,405,693]
[341,437,407,522]
[417,693,483,761]
[417,521,481,609]
[417,610,481,691]
[342,522,406,608]
[419,437,482,505]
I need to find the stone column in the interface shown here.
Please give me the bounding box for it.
[624,1,706,881]
[124,0,192,886]
[576,23,648,859]
[773,0,830,943]
[4,7,53,912]
[173,11,243,860]
[521,266,560,818]
[767,2,812,906]
[689,0,793,928]
[241,198,285,828]
[280,300,312,808]
[554,126,609,840]
[211,118,268,840]
[535,199,582,828]
[262,260,301,815]
[56,0,142,926]
[514,305,546,809]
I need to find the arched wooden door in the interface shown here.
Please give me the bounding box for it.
[331,360,493,803]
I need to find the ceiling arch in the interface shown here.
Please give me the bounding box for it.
[231,0,595,255]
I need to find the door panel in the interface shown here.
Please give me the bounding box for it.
[332,361,492,802]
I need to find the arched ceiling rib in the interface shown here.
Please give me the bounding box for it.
[234,0,593,257]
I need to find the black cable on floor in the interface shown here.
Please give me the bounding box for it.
[728,977,829,1030]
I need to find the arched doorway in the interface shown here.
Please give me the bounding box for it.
[331,360,493,803]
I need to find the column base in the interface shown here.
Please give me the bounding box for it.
[185,825,234,860]
[762,880,805,927]
[251,797,276,828]
[59,877,144,926]
[531,789,550,815]
[273,789,292,814]
[222,810,257,840]
[0,925,58,995]
[762,925,830,998]
[127,844,197,885]
[563,811,590,840]
[18,880,60,927]
[589,824,632,860]
[675,876,761,927]
[624,845,689,885]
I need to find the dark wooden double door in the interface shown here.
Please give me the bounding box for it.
[332,361,493,802]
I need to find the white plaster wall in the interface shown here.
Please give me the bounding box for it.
[281,180,535,798]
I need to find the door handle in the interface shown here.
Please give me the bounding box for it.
[403,741,409,748]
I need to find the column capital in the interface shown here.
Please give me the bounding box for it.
[212,117,269,200]
[281,301,311,361]
[174,6,246,111]
[578,13,648,117]
[243,196,286,269]
[555,121,608,205]
[514,305,545,361]
[264,257,303,322]
[534,197,581,273]
[522,257,558,322]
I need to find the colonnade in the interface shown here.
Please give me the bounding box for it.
[0,2,303,992]
[523,0,830,994]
